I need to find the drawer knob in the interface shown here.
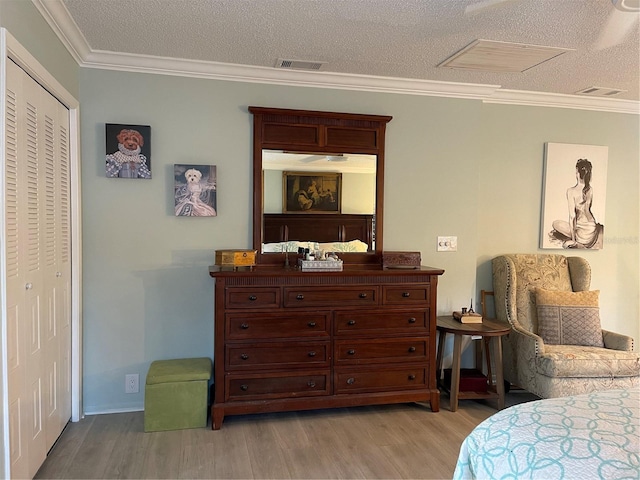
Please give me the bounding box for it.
[347,377,355,385]
[347,320,356,326]
[240,354,249,360]
[307,380,316,388]
[408,346,416,353]
[308,321,316,327]
[248,295,257,301]
[402,292,411,298]
[408,317,416,324]
[296,294,304,300]
[240,384,249,391]
[308,351,317,357]
[359,293,368,299]
[240,323,249,329]
[408,374,416,380]
[347,349,356,355]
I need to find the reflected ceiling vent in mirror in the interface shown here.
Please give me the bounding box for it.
[575,86,627,97]
[275,58,327,71]
[437,39,574,73]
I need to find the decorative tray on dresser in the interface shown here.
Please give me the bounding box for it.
[209,264,444,429]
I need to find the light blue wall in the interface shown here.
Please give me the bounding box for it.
[78,68,639,413]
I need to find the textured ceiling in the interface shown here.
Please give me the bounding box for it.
[55,0,640,101]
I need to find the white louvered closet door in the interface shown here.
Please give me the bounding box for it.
[42,68,72,453]
[5,58,71,480]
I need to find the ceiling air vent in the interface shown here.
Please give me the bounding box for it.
[575,86,627,97]
[275,58,326,71]
[438,39,573,73]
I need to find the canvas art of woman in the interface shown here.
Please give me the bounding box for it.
[549,158,603,249]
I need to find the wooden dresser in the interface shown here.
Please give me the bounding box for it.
[209,265,444,429]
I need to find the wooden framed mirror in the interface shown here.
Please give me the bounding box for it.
[249,106,392,265]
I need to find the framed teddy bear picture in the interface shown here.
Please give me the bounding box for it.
[105,123,152,179]
[174,164,217,217]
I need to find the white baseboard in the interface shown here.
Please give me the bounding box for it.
[84,407,144,416]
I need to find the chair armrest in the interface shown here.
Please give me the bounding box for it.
[511,324,546,355]
[602,329,634,351]
[508,325,546,397]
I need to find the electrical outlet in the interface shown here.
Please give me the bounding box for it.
[125,374,139,394]
[437,236,458,252]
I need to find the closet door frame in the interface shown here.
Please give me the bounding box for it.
[0,28,82,478]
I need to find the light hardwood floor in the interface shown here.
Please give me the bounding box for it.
[35,392,537,479]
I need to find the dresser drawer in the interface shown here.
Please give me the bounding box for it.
[334,309,428,336]
[334,338,428,365]
[383,285,430,305]
[226,341,330,370]
[283,286,378,308]
[334,366,427,394]
[226,371,330,401]
[226,287,280,309]
[227,312,330,340]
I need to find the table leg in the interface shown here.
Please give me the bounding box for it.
[450,334,462,412]
[493,336,505,410]
[436,330,446,385]
[484,337,492,386]
[474,339,482,371]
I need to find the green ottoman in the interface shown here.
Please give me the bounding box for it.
[144,357,212,432]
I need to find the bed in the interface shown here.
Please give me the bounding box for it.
[454,387,640,480]
[262,213,373,252]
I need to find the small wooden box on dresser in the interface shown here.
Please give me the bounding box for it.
[209,264,444,429]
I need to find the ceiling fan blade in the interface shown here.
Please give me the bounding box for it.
[464,0,519,15]
[593,8,639,50]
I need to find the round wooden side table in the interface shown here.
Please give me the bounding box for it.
[436,316,511,412]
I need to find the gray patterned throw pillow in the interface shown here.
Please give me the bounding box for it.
[535,288,604,347]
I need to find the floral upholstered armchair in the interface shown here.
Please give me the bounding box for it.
[492,254,640,398]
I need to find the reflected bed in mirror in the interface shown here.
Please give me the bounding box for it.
[262,150,377,253]
[262,213,374,253]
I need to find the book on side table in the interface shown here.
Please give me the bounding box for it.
[453,311,483,323]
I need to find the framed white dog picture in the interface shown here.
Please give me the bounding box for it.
[174,164,217,217]
[105,123,151,179]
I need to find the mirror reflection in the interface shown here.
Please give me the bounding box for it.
[261,150,377,253]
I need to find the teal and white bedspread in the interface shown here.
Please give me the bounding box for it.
[454,387,640,479]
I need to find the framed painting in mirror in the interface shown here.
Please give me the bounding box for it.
[283,171,342,213]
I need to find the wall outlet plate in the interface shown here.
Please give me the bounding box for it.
[125,374,139,394]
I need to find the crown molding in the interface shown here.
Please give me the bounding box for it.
[33,0,640,115]
[31,0,90,63]
[82,49,502,99]
[487,89,640,115]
